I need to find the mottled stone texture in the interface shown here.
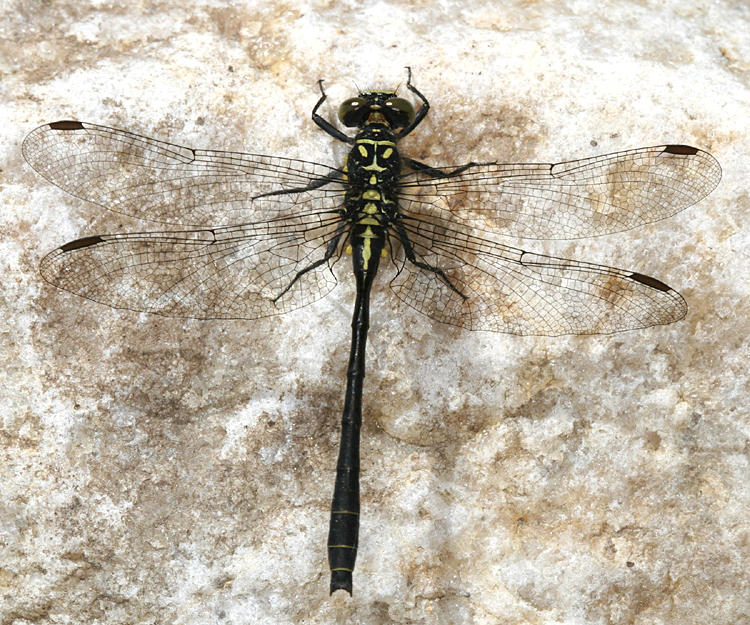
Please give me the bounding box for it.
[1,1,747,623]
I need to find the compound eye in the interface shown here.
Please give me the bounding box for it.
[383,97,415,127]
[338,97,368,127]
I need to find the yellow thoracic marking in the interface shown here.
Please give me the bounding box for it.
[345,244,352,255]
[364,203,378,214]
[354,139,396,172]
[381,248,387,258]
[356,139,396,146]
[358,216,380,225]
[369,174,377,184]
[363,189,380,200]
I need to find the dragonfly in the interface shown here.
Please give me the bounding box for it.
[23,69,721,595]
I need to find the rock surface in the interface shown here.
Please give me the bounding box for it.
[1,1,747,623]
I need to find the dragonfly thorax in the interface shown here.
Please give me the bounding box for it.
[342,126,401,274]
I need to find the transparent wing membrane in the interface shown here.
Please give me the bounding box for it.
[39,214,345,319]
[391,216,686,335]
[399,145,720,239]
[23,121,346,227]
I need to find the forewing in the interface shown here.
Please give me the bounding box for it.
[399,145,720,239]
[23,121,346,227]
[389,216,686,335]
[39,213,345,319]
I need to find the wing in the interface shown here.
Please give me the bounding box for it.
[388,215,686,336]
[399,145,720,239]
[23,121,346,227]
[39,212,346,319]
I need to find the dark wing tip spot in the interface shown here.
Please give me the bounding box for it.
[629,272,671,292]
[49,120,85,131]
[663,144,699,156]
[60,235,104,252]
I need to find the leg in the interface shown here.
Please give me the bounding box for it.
[272,225,347,303]
[253,169,344,200]
[397,67,430,139]
[312,79,354,144]
[394,222,466,299]
[403,157,492,178]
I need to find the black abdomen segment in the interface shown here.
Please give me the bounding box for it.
[328,266,374,594]
[327,187,387,594]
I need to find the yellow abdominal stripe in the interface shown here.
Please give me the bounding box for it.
[362,228,373,268]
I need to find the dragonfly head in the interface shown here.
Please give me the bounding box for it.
[338,91,415,129]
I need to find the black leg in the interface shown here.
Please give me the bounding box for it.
[312,79,354,144]
[397,67,431,139]
[394,221,466,299]
[403,158,491,179]
[272,225,347,303]
[253,169,344,199]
